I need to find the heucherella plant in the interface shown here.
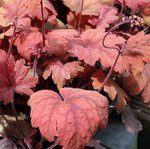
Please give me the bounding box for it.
[0,0,150,148]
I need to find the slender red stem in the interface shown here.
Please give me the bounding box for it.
[32,0,46,77]
[99,19,130,92]
[119,0,125,15]
[98,52,121,92]
[32,56,38,77]
[102,20,130,52]
[40,0,46,47]
[73,12,78,29]
[8,19,17,56]
[77,0,84,32]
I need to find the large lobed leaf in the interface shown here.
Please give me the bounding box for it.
[66,28,124,67]
[43,60,84,89]
[46,29,78,57]
[14,28,43,60]
[0,0,30,27]
[28,88,108,149]
[0,0,31,36]
[122,31,150,71]
[0,50,37,104]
